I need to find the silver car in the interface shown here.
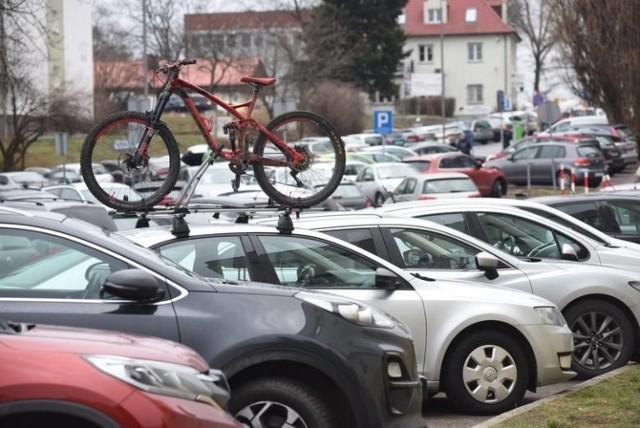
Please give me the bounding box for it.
[277,212,640,380]
[374,199,640,272]
[353,162,419,206]
[117,221,575,415]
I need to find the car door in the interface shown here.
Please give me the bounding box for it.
[0,226,181,341]
[392,177,419,202]
[354,166,377,200]
[533,145,565,183]
[248,233,429,372]
[500,146,539,183]
[324,225,533,294]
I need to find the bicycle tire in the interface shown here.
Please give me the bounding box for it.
[252,111,345,208]
[80,111,181,211]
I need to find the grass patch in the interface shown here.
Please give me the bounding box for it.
[492,365,640,428]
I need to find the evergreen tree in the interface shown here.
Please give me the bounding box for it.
[311,0,408,98]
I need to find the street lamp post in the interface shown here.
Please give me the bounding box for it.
[440,0,445,139]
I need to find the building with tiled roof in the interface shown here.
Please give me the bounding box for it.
[184,10,307,115]
[400,0,519,117]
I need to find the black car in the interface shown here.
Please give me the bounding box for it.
[533,191,640,243]
[0,208,425,428]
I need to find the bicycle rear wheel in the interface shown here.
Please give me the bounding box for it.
[252,111,345,208]
[80,111,181,211]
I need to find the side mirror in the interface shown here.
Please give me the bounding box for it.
[102,269,165,302]
[375,267,403,290]
[475,251,500,280]
[560,244,579,262]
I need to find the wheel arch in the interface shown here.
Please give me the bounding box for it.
[0,400,117,428]
[561,294,640,361]
[440,321,538,393]
[220,349,363,428]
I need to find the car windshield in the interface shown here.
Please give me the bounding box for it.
[377,165,416,179]
[405,161,431,172]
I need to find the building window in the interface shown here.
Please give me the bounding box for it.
[254,34,263,47]
[227,34,236,48]
[467,85,483,104]
[465,8,477,23]
[427,8,442,23]
[241,33,251,48]
[468,43,483,61]
[418,44,433,63]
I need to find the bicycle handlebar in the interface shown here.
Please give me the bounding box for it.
[155,59,197,75]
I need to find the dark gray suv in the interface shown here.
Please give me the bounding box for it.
[0,209,424,428]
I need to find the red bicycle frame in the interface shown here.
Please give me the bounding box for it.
[164,74,305,167]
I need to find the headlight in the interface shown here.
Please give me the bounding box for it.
[628,281,640,292]
[535,306,567,327]
[83,355,229,408]
[296,292,395,328]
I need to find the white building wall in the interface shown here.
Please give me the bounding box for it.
[403,33,517,117]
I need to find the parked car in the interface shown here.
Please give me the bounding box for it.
[402,153,508,197]
[360,145,418,160]
[0,200,117,232]
[120,219,575,415]
[0,188,59,202]
[0,208,425,428]
[483,141,606,188]
[353,162,419,206]
[164,94,215,113]
[564,124,638,167]
[44,182,145,209]
[389,172,481,202]
[281,212,640,380]
[0,319,239,428]
[538,115,608,135]
[409,141,459,156]
[469,119,494,144]
[532,191,640,244]
[345,133,385,147]
[374,199,640,274]
[56,163,113,183]
[0,171,49,189]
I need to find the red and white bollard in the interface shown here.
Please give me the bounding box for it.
[583,169,589,193]
[559,164,565,195]
[570,168,576,194]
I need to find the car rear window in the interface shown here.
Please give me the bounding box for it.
[404,161,431,172]
[577,145,600,157]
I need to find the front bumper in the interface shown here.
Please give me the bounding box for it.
[521,324,576,387]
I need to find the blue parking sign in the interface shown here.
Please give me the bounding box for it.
[373,111,393,135]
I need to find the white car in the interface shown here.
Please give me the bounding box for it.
[117,221,576,415]
[56,163,113,183]
[353,162,419,206]
[0,171,49,189]
[389,172,481,202]
[275,212,640,381]
[374,199,640,273]
[44,182,143,209]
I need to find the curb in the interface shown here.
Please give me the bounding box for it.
[472,363,638,427]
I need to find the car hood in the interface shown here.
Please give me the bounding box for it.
[2,323,208,371]
[410,275,551,307]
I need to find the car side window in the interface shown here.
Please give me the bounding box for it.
[358,168,374,182]
[0,229,127,299]
[537,146,564,159]
[418,213,471,235]
[553,202,603,231]
[322,228,377,255]
[257,235,380,289]
[389,228,478,269]
[459,156,477,168]
[607,201,640,235]
[512,147,538,161]
[395,178,417,196]
[157,236,251,281]
[476,212,589,260]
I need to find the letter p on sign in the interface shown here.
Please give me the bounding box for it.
[374,110,393,135]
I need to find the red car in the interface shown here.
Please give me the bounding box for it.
[403,152,508,197]
[0,320,241,428]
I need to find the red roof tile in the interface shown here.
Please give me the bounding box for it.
[95,57,264,90]
[403,0,516,36]
[185,10,306,32]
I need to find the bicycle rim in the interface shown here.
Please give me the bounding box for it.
[253,111,345,208]
[80,111,181,211]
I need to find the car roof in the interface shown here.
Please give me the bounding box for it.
[532,191,640,205]
[0,200,117,231]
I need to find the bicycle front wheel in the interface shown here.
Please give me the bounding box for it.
[80,111,181,211]
[252,111,345,208]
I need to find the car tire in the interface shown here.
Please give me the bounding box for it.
[490,180,505,198]
[443,331,529,415]
[230,377,335,428]
[563,300,634,380]
[374,192,385,207]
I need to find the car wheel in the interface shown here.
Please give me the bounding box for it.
[490,180,504,198]
[230,377,334,428]
[443,331,529,415]
[564,300,634,380]
[374,192,385,207]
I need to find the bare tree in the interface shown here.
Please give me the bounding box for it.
[507,0,558,93]
[552,0,640,135]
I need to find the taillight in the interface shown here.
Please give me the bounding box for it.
[469,192,481,198]
[573,158,591,167]
[418,195,436,200]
